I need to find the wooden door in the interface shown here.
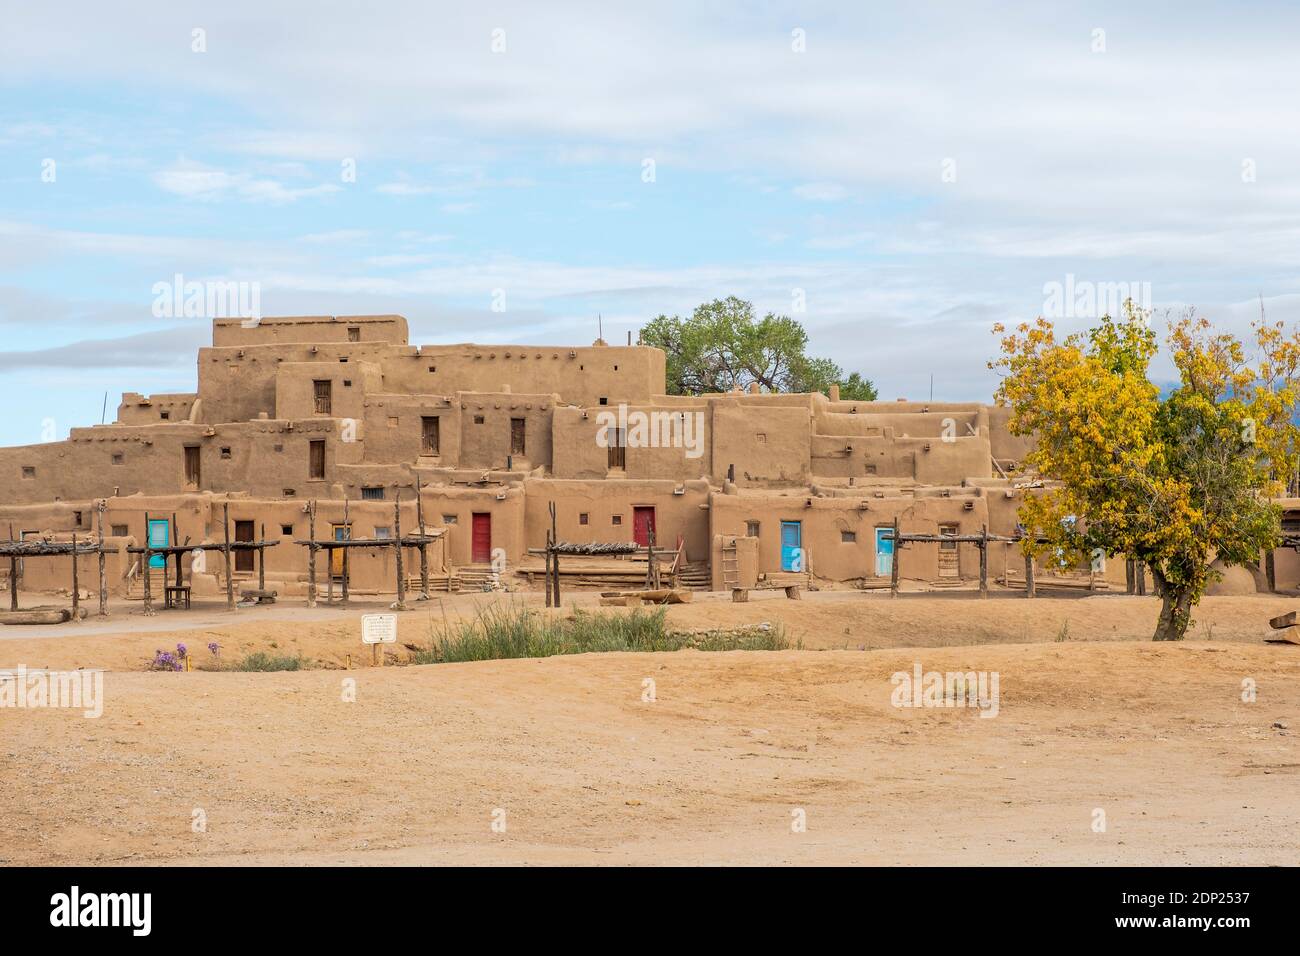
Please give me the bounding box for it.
[633,507,656,547]
[235,520,255,572]
[510,418,526,455]
[147,518,170,569]
[938,523,959,578]
[875,527,895,577]
[331,524,349,577]
[780,521,802,572]
[471,513,492,564]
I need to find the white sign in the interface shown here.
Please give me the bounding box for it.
[361,613,397,645]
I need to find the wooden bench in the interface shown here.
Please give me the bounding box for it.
[164,585,191,610]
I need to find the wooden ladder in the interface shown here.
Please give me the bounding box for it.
[721,540,740,590]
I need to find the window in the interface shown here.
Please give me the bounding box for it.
[473,415,485,425]
[612,514,623,525]
[428,365,436,373]
[865,463,877,475]
[598,396,608,406]
[746,521,761,538]
[387,416,399,428]
[111,453,124,465]
[442,514,458,524]
[74,511,83,527]
[347,326,360,342]
[183,446,200,488]
[313,380,332,414]
[579,513,589,525]
[756,433,767,443]
[274,443,284,452]
[281,524,294,536]
[339,356,349,363]
[421,416,440,455]
[510,418,526,455]
[361,486,385,500]
[606,427,626,470]
[21,466,34,479]
[220,446,232,459]
[342,379,352,388]
[374,526,392,540]
[111,524,128,537]
[841,530,857,543]
[309,440,325,479]
[160,410,170,420]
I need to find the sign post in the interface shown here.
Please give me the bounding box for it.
[361,613,397,666]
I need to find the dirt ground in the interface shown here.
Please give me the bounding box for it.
[1,590,1297,866]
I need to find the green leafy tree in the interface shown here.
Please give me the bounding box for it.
[641,296,876,399]
[994,303,1300,641]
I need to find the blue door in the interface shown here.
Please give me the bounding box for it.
[147,519,169,569]
[780,521,802,571]
[875,527,894,576]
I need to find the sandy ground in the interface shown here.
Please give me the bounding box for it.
[1,588,1297,866]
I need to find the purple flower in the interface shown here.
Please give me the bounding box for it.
[207,642,220,655]
[176,643,188,658]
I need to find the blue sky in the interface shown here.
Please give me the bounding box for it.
[3,1,1300,446]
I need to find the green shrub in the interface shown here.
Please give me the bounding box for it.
[230,651,307,672]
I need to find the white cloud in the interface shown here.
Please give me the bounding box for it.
[153,158,341,204]
[793,182,848,202]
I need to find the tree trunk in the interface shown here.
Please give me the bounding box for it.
[1152,580,1193,641]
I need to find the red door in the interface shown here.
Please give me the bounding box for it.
[633,507,656,547]
[471,513,492,564]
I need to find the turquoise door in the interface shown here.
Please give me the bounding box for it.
[147,519,169,569]
[875,527,894,576]
[780,521,802,571]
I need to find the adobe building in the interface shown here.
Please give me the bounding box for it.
[0,313,1280,604]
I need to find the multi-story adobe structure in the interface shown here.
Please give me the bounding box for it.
[0,313,1291,600]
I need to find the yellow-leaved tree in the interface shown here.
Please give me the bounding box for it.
[993,304,1300,641]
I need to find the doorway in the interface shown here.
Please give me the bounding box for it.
[235,520,255,573]
[472,513,492,564]
[938,523,959,578]
[331,524,350,578]
[633,506,656,547]
[147,519,170,569]
[875,526,895,577]
[780,520,802,572]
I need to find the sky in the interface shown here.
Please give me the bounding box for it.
[3,1,1300,446]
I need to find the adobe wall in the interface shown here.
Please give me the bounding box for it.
[117,393,198,425]
[456,391,555,472]
[212,315,409,347]
[274,361,383,422]
[550,403,712,481]
[711,402,811,486]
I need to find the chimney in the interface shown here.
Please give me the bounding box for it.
[829,384,840,402]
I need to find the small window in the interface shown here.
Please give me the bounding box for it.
[347,326,360,342]
[374,526,392,540]
[111,524,128,537]
[74,511,83,527]
[442,514,458,525]
[283,488,296,496]
[274,443,284,452]
[579,513,589,525]
[160,410,170,420]
[428,365,436,373]
[473,415,485,425]
[220,446,232,459]
[339,356,349,363]
[388,417,399,428]
[361,486,385,500]
[756,433,767,443]
[21,466,34,479]
[598,397,608,406]
[111,453,124,465]
[841,531,857,543]
[611,514,623,525]
[342,379,352,388]
[614,365,619,371]
[281,524,294,536]
[746,521,760,538]
[865,463,877,475]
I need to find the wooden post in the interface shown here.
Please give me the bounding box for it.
[143,511,153,615]
[70,533,80,619]
[96,501,108,617]
[1135,559,1146,596]
[258,522,266,592]
[307,500,317,607]
[223,502,234,611]
[646,532,655,589]
[544,529,553,608]
[415,475,429,599]
[393,496,407,609]
[890,517,900,597]
[8,523,17,612]
[342,496,350,607]
[978,525,989,598]
[1266,549,1276,593]
[1024,550,1035,599]
[1125,558,1135,595]
[550,502,561,607]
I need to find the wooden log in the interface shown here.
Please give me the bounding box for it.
[7,523,16,612]
[341,497,350,606]
[143,511,153,614]
[415,475,429,598]
[97,501,107,617]
[0,607,74,625]
[223,502,234,611]
[1265,624,1300,645]
[306,500,317,608]
[70,533,79,620]
[1269,611,1298,630]
[258,522,266,591]
[890,516,900,597]
[732,588,748,603]
[393,497,407,610]
[1025,551,1036,599]
[1266,549,1276,593]
[978,525,989,599]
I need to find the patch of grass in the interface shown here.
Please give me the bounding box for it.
[228,651,307,672]
[412,604,793,664]
[1055,620,1071,643]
